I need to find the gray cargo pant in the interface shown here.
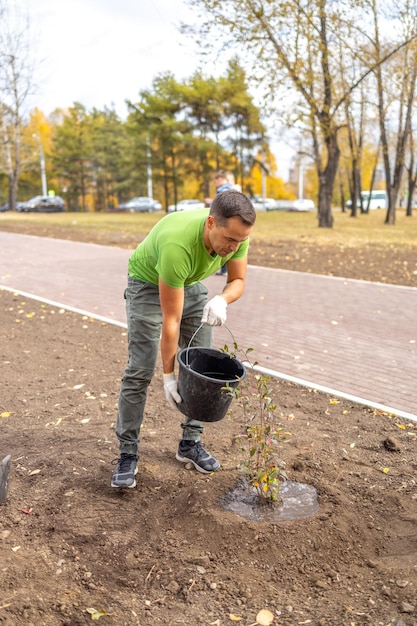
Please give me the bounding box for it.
[115,276,212,456]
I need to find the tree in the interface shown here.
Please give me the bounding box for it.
[51,103,92,211]
[404,130,417,216]
[127,67,268,207]
[89,106,131,210]
[48,104,138,211]
[127,73,192,209]
[20,107,53,199]
[185,0,417,227]
[365,0,417,224]
[185,0,356,226]
[182,60,266,197]
[179,71,226,198]
[220,59,266,191]
[0,1,36,209]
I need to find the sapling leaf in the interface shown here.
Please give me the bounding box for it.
[231,343,290,504]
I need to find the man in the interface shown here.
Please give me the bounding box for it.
[214,170,233,194]
[111,190,256,488]
[204,170,232,208]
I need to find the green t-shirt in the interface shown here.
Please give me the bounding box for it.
[128,208,249,288]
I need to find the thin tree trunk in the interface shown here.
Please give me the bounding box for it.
[317,129,339,227]
[406,177,415,216]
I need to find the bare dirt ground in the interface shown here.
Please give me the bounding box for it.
[1,221,417,626]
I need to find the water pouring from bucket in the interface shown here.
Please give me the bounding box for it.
[177,325,246,423]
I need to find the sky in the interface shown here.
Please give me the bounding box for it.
[16,0,294,179]
[22,0,201,116]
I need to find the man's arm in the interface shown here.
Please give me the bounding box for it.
[158,277,184,374]
[221,256,248,304]
[201,257,248,327]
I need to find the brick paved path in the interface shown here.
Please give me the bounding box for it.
[1,232,416,420]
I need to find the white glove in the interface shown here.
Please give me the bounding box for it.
[201,295,228,326]
[163,373,182,410]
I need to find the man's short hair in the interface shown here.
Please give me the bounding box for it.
[209,190,256,227]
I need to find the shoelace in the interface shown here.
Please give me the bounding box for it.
[182,442,206,458]
[112,455,136,471]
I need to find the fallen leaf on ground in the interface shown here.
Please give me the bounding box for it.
[86,607,112,620]
[256,609,274,625]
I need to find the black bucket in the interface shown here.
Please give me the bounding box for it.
[177,347,246,422]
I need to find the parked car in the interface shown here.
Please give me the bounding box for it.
[289,198,315,212]
[251,196,280,211]
[118,196,162,213]
[167,199,206,212]
[16,195,66,213]
[0,201,26,212]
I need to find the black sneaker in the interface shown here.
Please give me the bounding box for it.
[111,454,138,488]
[176,441,220,474]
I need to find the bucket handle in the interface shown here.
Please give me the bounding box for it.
[184,323,236,368]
